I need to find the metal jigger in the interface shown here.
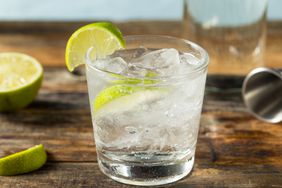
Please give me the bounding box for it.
[242,67,282,123]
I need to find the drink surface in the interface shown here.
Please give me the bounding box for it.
[86,47,207,185]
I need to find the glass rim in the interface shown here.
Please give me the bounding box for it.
[85,35,209,80]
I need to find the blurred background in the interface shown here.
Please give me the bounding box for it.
[0,0,281,21]
[0,0,281,73]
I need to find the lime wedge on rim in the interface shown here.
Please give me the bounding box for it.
[65,22,125,72]
[0,144,47,176]
[65,22,165,114]
[0,52,43,112]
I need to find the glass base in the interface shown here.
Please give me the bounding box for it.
[98,156,194,186]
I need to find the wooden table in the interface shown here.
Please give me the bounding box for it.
[0,21,282,187]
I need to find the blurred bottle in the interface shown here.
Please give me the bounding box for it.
[183,0,268,76]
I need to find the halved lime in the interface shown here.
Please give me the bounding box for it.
[0,144,47,176]
[0,52,43,112]
[65,22,125,72]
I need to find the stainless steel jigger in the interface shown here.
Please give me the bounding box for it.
[242,67,282,123]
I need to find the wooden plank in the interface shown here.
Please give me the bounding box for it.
[265,22,282,68]
[0,21,182,35]
[0,21,182,67]
[0,162,281,188]
[0,21,281,70]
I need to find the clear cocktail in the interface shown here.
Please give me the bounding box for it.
[85,35,208,186]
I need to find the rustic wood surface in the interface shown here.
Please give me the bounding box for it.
[0,21,282,188]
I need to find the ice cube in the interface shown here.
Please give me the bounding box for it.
[132,48,180,70]
[110,48,148,62]
[158,53,202,77]
[180,53,200,66]
[127,63,148,77]
[95,57,128,74]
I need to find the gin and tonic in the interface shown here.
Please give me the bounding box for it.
[85,35,208,186]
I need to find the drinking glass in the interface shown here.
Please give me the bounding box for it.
[85,35,208,186]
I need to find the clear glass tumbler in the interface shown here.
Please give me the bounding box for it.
[85,35,208,186]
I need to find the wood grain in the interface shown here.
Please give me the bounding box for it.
[0,21,282,187]
[0,21,280,70]
[0,21,182,67]
[0,163,281,188]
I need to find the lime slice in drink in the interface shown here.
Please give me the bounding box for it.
[94,85,165,114]
[65,22,125,72]
[0,52,43,112]
[0,144,47,176]
[94,85,142,112]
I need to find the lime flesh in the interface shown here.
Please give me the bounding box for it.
[65,22,125,72]
[94,84,166,115]
[94,85,142,112]
[0,52,43,112]
[0,144,47,176]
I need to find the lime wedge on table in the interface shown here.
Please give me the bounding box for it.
[0,144,47,176]
[0,52,43,112]
[65,22,125,72]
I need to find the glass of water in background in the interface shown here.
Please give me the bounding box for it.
[86,35,208,186]
[183,0,268,77]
